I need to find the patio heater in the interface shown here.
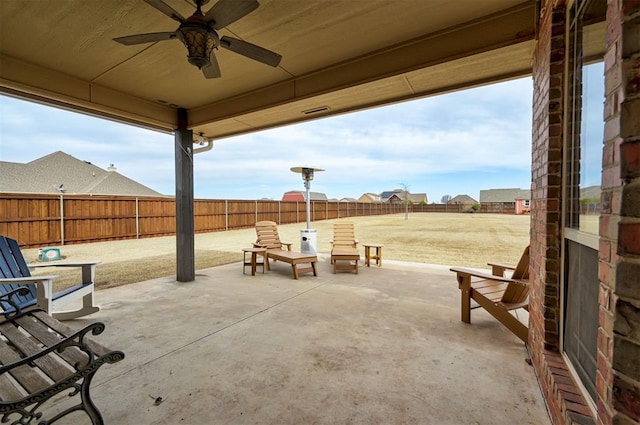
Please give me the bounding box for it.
[290,166,324,254]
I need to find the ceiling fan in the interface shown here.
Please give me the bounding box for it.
[113,0,282,78]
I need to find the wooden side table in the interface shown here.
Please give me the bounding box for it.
[363,243,383,267]
[242,247,267,275]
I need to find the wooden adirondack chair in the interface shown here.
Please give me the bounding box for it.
[450,246,530,343]
[330,222,360,274]
[0,235,100,320]
[254,221,292,253]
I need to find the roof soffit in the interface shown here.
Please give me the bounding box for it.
[0,0,535,139]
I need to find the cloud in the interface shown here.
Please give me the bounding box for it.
[1,76,534,200]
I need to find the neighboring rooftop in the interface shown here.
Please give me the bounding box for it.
[282,190,328,201]
[480,188,531,203]
[0,151,165,197]
[449,194,478,204]
[480,186,601,203]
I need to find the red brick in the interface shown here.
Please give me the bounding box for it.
[618,222,640,255]
[620,140,640,180]
[612,374,640,421]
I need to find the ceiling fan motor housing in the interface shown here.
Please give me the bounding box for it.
[176,15,219,69]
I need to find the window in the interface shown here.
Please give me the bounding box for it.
[562,0,606,409]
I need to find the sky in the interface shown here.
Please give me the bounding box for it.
[0,77,534,202]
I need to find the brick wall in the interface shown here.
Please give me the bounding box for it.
[531,1,573,423]
[530,1,640,425]
[606,1,640,424]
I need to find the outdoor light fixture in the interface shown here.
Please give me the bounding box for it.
[176,12,218,69]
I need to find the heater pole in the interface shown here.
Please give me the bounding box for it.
[305,177,311,229]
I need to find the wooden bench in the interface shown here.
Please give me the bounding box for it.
[265,250,318,279]
[0,288,124,424]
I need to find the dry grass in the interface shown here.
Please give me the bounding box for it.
[23,213,530,291]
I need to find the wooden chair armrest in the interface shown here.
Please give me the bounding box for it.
[449,267,515,283]
[282,243,292,251]
[487,262,515,270]
[0,275,58,284]
[29,260,101,269]
[486,261,516,277]
[253,242,266,248]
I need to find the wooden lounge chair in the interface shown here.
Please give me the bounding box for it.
[254,221,317,279]
[330,222,360,274]
[450,246,530,343]
[0,235,100,320]
[254,220,292,253]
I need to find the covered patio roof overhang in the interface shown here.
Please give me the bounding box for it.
[0,0,537,281]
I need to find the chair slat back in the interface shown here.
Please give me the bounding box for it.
[511,246,530,280]
[332,222,357,248]
[0,236,37,307]
[255,221,284,249]
[501,246,530,304]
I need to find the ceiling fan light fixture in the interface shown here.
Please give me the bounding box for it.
[176,19,219,69]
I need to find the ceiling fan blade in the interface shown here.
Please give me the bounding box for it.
[144,0,185,23]
[220,36,282,67]
[113,32,177,45]
[204,0,259,29]
[202,53,222,78]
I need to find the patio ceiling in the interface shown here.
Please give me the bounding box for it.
[0,0,536,141]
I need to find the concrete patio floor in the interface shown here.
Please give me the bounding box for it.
[47,256,550,425]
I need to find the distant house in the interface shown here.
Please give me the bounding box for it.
[358,193,382,203]
[380,190,403,204]
[340,197,358,202]
[448,194,478,211]
[281,191,328,202]
[0,151,164,197]
[480,188,531,214]
[408,193,428,204]
[380,189,428,204]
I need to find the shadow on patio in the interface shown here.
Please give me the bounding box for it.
[49,256,550,424]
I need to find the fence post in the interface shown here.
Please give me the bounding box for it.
[59,194,65,245]
[278,201,281,224]
[135,197,140,239]
[255,200,258,224]
[225,200,228,231]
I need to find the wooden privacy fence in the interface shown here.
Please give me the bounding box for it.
[0,194,518,247]
[0,194,406,247]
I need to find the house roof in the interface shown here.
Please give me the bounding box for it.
[283,190,327,201]
[479,188,531,203]
[409,193,428,203]
[360,193,381,201]
[0,151,164,197]
[480,186,601,203]
[580,185,601,200]
[380,190,427,203]
[449,194,478,204]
